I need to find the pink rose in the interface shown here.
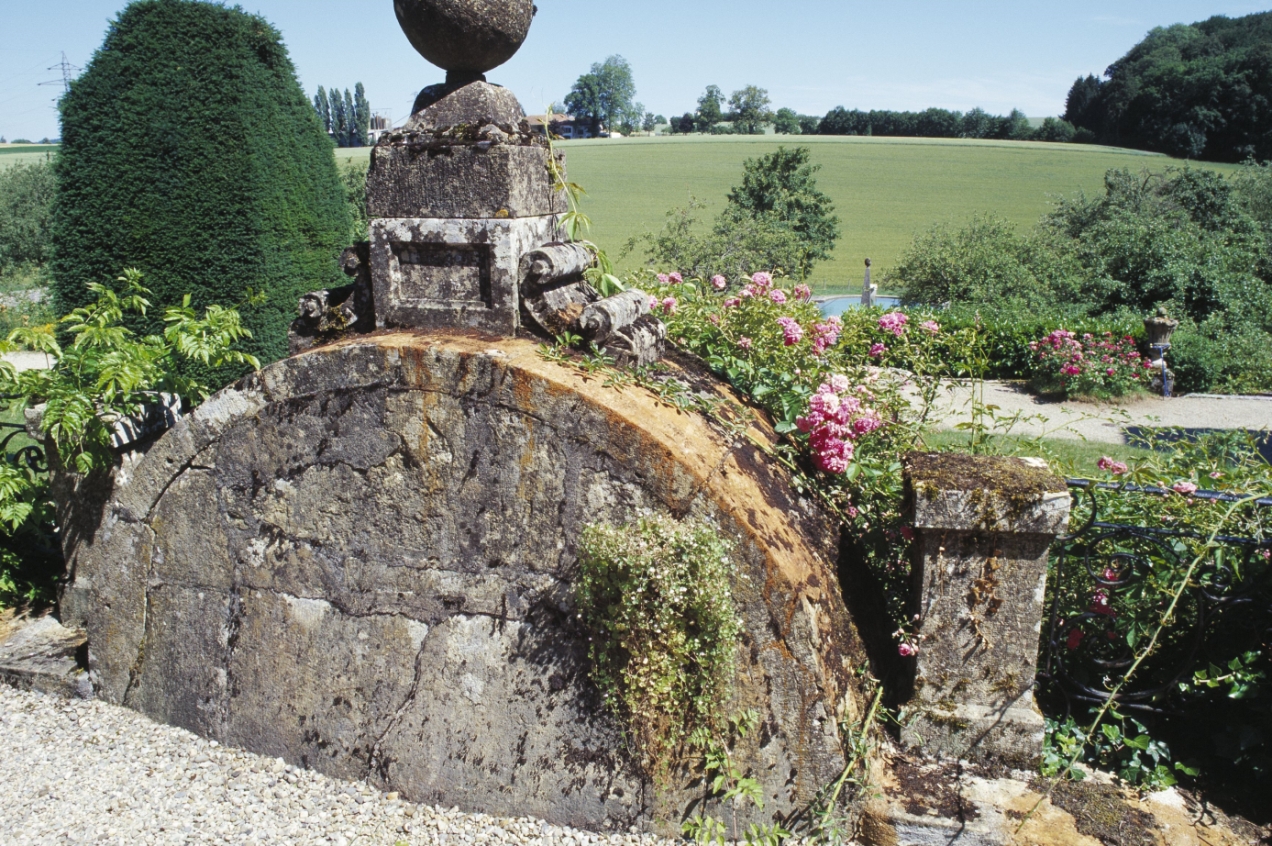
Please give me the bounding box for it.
[648,296,659,310]
[898,642,918,658]
[878,312,908,337]
[1172,481,1198,496]
[794,284,812,302]
[668,272,683,284]
[723,297,740,308]
[777,317,804,346]
[920,320,940,334]
[1097,456,1129,475]
[661,297,678,315]
[737,336,752,350]
[750,271,772,290]
[869,343,886,358]
[656,273,669,284]
[769,289,787,304]
[711,275,728,291]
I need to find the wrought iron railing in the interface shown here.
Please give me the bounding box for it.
[1039,480,1272,715]
[1,396,48,474]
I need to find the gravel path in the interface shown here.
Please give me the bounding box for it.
[921,380,1272,444]
[0,686,676,846]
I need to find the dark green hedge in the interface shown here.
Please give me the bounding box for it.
[52,0,350,370]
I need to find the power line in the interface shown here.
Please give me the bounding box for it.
[38,52,80,102]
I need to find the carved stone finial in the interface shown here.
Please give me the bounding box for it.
[394,0,535,84]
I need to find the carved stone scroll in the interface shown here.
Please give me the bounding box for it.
[519,242,595,295]
[578,289,651,344]
[603,313,666,367]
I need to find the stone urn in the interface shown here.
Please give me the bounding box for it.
[1144,306,1179,354]
[1144,307,1179,396]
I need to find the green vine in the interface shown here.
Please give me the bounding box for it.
[575,515,742,785]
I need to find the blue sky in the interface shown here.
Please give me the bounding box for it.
[2,1,1269,141]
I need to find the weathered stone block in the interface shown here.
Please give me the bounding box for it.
[901,453,1071,767]
[370,216,557,334]
[367,143,565,220]
[57,334,868,833]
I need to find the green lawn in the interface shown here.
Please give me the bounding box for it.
[339,135,1240,295]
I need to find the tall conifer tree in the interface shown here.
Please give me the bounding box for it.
[53,0,350,369]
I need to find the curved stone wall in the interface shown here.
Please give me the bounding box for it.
[58,332,866,832]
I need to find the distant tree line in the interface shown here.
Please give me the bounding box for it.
[1063,11,1272,162]
[665,85,818,136]
[313,83,370,147]
[815,107,1083,144]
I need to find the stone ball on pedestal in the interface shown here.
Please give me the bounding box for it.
[394,0,536,78]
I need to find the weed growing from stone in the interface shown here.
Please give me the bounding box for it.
[575,515,742,786]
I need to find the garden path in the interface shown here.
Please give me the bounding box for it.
[921,380,1272,445]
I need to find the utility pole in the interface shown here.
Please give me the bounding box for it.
[39,52,80,102]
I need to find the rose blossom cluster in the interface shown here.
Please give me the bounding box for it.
[1097,456,1129,475]
[878,311,908,337]
[776,317,804,346]
[1030,330,1150,394]
[796,376,884,474]
[812,316,843,354]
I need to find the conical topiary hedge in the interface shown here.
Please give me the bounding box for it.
[52,0,351,371]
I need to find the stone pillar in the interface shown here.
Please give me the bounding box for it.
[900,453,1070,767]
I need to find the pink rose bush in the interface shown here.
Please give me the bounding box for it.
[1030,330,1149,399]
[796,379,884,474]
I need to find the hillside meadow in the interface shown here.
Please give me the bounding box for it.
[339,135,1237,294]
[9,138,1238,295]
[0,145,57,168]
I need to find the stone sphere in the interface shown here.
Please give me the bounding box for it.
[394,0,535,76]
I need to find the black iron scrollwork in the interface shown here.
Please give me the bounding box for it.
[0,394,47,474]
[1039,480,1272,715]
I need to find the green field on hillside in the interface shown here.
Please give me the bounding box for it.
[0,145,57,168]
[8,137,1232,295]
[341,136,1240,294]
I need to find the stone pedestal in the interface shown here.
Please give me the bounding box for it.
[366,81,565,335]
[901,453,1071,767]
[370,216,556,334]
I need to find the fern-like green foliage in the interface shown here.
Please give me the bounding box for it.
[575,515,741,783]
[3,268,259,475]
[51,0,350,375]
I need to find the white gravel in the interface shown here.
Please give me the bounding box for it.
[0,685,677,846]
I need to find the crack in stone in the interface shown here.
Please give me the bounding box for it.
[366,633,431,782]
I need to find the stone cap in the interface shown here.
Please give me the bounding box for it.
[905,452,1071,535]
[402,81,525,135]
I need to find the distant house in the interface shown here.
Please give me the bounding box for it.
[526,114,595,140]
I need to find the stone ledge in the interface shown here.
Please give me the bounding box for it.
[907,453,1070,535]
[0,610,92,700]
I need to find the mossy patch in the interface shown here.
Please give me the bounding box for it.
[1027,778,1157,846]
[907,452,1067,502]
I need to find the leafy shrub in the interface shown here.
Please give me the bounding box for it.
[938,306,1145,380]
[1029,330,1152,399]
[0,269,259,607]
[890,165,1272,394]
[634,147,839,282]
[891,215,1084,311]
[52,0,350,371]
[575,515,741,782]
[0,160,55,277]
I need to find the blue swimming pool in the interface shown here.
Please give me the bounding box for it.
[817,295,902,317]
